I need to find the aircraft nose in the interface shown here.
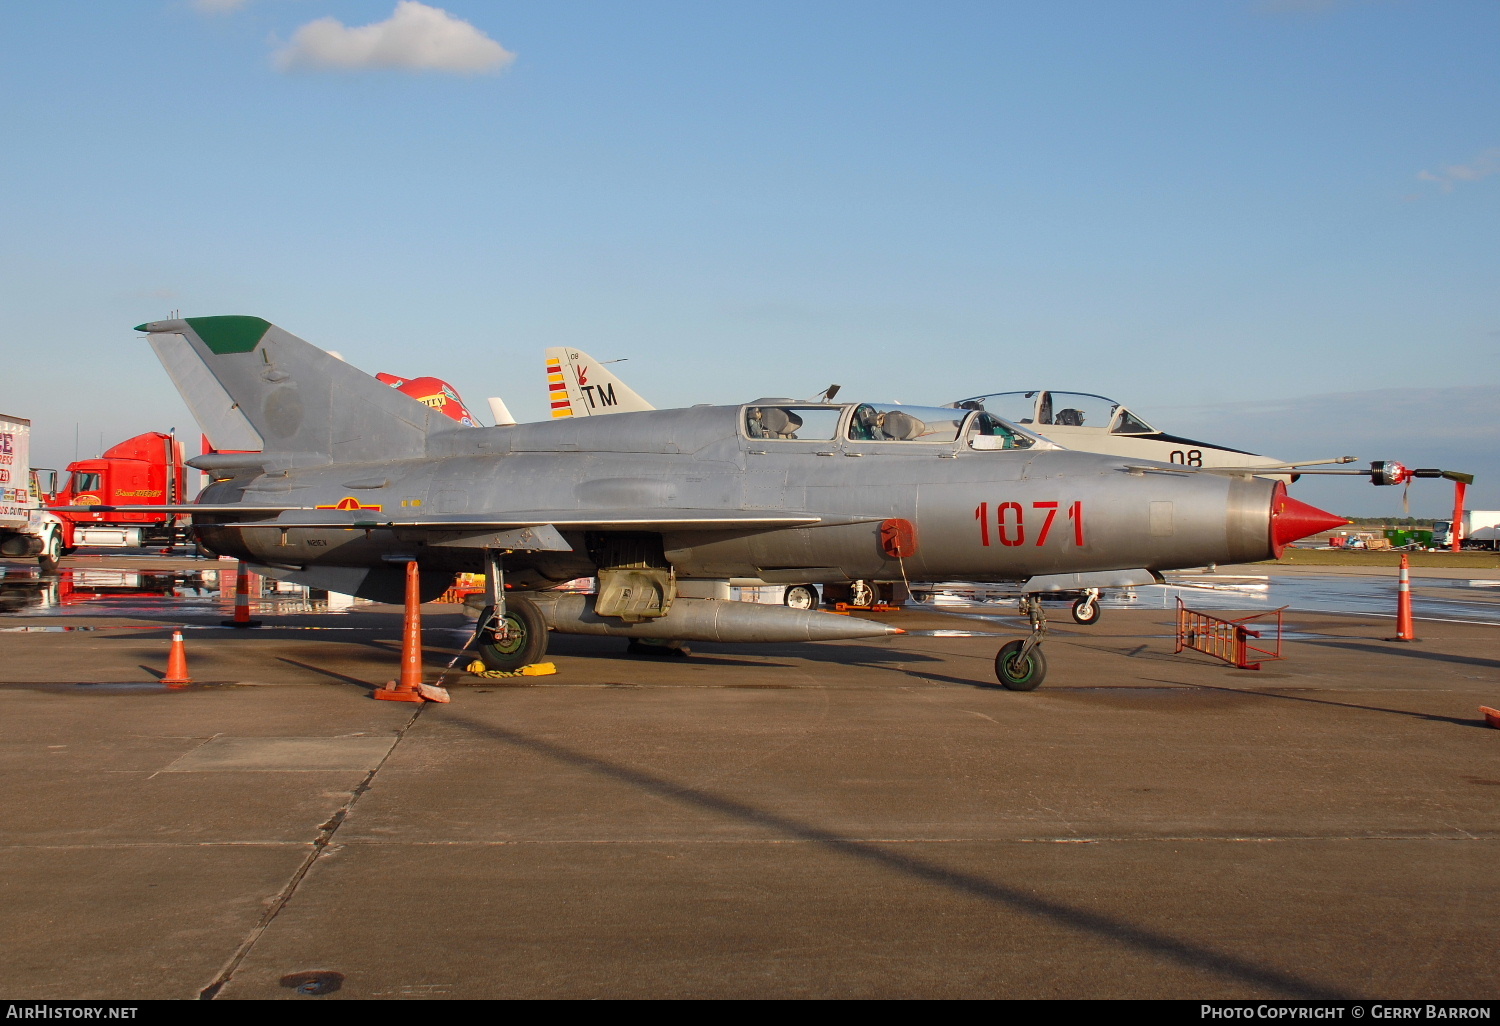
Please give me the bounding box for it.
[1270,487,1349,557]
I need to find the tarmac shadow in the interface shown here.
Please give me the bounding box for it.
[427,707,1348,1000]
[1303,638,1500,672]
[1141,677,1492,730]
[277,657,379,692]
[898,669,996,690]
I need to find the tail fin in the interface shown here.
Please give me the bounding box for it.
[137,316,463,463]
[149,331,265,452]
[544,347,654,419]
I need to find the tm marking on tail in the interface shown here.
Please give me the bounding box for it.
[544,347,654,418]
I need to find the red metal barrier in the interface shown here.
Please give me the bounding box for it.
[1174,599,1286,670]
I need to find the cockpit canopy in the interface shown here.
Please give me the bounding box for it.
[950,391,1157,435]
[742,402,1045,450]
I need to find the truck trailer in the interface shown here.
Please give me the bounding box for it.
[1431,511,1500,550]
[0,414,66,571]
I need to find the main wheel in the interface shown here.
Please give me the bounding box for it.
[38,530,62,574]
[475,596,548,672]
[994,640,1046,691]
[1071,596,1101,625]
[783,584,818,610]
[849,580,875,607]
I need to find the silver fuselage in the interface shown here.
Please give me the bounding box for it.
[197,405,1278,589]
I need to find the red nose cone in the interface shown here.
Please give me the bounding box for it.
[1270,486,1349,557]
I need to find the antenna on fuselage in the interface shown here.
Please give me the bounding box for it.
[487,397,517,427]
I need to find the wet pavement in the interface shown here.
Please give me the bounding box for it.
[1,552,1497,999]
[924,568,1500,625]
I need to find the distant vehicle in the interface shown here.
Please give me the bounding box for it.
[1432,512,1500,550]
[0,414,65,571]
[46,432,190,551]
[948,391,1296,476]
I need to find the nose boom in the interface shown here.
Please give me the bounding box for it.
[1270,484,1349,557]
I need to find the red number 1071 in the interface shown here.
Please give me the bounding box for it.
[975,501,1084,547]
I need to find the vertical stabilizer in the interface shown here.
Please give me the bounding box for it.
[150,333,265,452]
[544,347,655,418]
[137,316,465,464]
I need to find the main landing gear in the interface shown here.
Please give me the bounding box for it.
[475,596,547,671]
[995,594,1048,691]
[473,549,550,672]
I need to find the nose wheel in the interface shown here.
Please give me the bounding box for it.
[995,594,1048,690]
[1071,588,1101,625]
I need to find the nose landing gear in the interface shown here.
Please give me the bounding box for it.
[1071,588,1101,625]
[995,593,1048,690]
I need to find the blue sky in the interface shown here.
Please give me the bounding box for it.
[2,0,1496,514]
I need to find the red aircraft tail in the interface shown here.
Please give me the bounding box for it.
[375,373,479,427]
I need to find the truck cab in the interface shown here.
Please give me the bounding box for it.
[47,432,189,550]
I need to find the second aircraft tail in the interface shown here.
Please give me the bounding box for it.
[545,347,654,418]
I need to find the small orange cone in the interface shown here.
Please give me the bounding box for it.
[163,629,192,686]
[1392,553,1416,642]
[1481,706,1500,730]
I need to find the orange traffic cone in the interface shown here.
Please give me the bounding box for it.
[374,560,448,703]
[220,564,262,628]
[1392,552,1416,642]
[163,629,192,686]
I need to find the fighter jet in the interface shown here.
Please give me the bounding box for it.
[949,391,1301,476]
[64,316,1347,690]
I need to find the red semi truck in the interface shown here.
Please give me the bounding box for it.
[47,431,190,551]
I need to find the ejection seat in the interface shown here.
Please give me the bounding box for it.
[878,410,925,440]
[748,407,804,439]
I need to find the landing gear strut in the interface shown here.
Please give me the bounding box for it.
[848,580,874,607]
[995,594,1048,691]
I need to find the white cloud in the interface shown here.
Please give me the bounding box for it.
[1417,147,1500,192]
[273,2,515,74]
[191,0,250,13]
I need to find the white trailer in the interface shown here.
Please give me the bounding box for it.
[0,415,65,572]
[1431,511,1500,550]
